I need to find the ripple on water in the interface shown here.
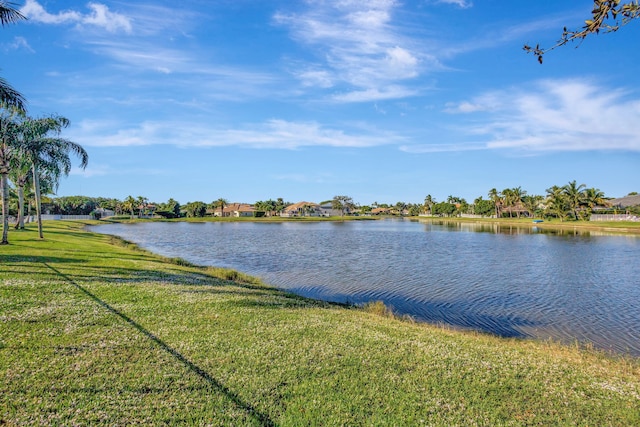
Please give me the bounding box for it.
[90,220,640,356]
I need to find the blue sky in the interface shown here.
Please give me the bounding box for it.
[3,0,639,206]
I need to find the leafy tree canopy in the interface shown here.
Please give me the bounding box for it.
[524,0,640,63]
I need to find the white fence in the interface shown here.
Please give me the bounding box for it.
[39,215,93,221]
[590,214,639,222]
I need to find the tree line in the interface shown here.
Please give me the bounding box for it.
[1,4,89,244]
[26,181,637,223]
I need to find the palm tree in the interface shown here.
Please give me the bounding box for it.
[18,115,89,238]
[501,188,515,218]
[136,195,148,217]
[423,194,434,215]
[8,153,32,229]
[545,185,568,221]
[522,194,543,219]
[488,188,501,218]
[0,109,21,244]
[9,151,61,229]
[123,195,136,217]
[275,198,286,216]
[583,187,607,218]
[563,180,587,220]
[0,2,26,112]
[212,198,228,217]
[510,186,526,218]
[0,2,25,25]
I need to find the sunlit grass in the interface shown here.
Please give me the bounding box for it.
[1,221,639,425]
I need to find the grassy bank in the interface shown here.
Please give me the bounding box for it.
[1,221,639,426]
[106,213,640,235]
[414,216,640,235]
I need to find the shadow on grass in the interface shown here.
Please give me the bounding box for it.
[44,262,276,427]
[0,255,86,264]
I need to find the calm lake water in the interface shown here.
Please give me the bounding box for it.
[90,220,640,356]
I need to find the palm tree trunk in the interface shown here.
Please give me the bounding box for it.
[32,163,44,239]
[15,184,24,229]
[1,173,9,244]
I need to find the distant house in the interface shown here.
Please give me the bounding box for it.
[318,202,344,217]
[210,203,255,217]
[609,194,640,209]
[94,208,115,218]
[233,204,255,217]
[281,201,321,217]
[370,207,391,215]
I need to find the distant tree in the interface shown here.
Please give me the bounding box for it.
[545,185,569,221]
[162,198,181,217]
[423,194,435,215]
[501,188,515,218]
[136,196,148,217]
[51,196,97,215]
[185,201,207,218]
[332,195,355,218]
[473,197,495,217]
[563,180,587,220]
[96,197,120,212]
[301,203,316,217]
[488,188,501,218]
[524,1,640,63]
[408,204,422,216]
[522,194,544,218]
[510,186,526,218]
[457,199,470,215]
[359,205,372,215]
[432,201,456,217]
[583,187,608,217]
[123,195,136,217]
[275,198,287,216]
[211,198,228,217]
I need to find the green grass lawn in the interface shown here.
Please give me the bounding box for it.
[1,221,639,426]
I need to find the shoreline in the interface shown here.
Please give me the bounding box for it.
[2,220,639,425]
[101,214,640,235]
[90,217,640,357]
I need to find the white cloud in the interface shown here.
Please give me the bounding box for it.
[274,1,427,101]
[295,69,335,88]
[444,101,483,113]
[83,3,132,33]
[2,36,34,53]
[21,0,132,33]
[332,86,417,102]
[449,79,640,152]
[70,119,405,149]
[400,142,486,153]
[435,0,473,9]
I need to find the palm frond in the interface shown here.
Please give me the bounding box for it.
[0,2,25,26]
[0,77,26,112]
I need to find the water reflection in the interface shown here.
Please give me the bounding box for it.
[419,219,609,236]
[90,219,640,356]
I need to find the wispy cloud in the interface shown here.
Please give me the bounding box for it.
[21,1,132,33]
[274,0,432,102]
[433,0,473,9]
[447,79,640,152]
[69,119,405,149]
[2,36,34,53]
[400,142,487,153]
